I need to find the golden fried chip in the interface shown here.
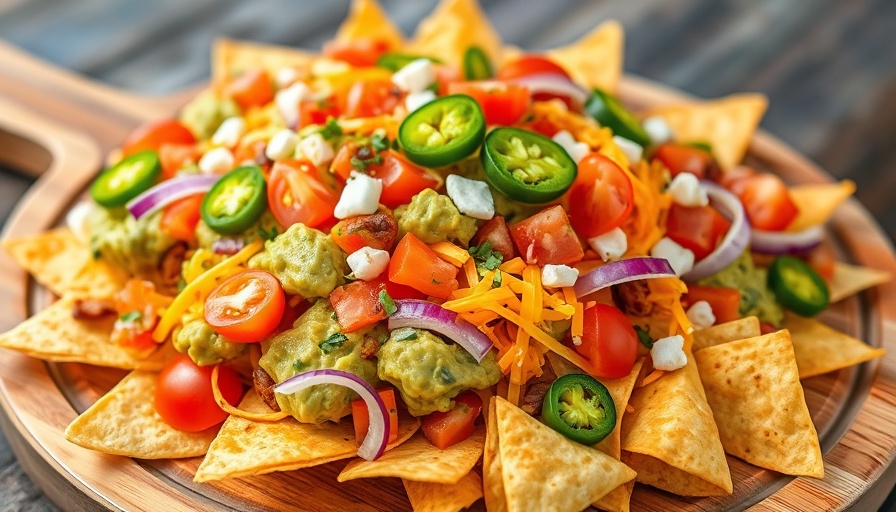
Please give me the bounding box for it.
[212,38,316,89]
[787,180,855,232]
[338,426,485,484]
[409,0,502,69]
[547,21,624,94]
[642,94,768,169]
[694,330,824,477]
[692,316,761,352]
[3,228,126,298]
[402,471,483,512]
[0,295,174,370]
[494,397,636,512]
[829,261,891,303]
[65,371,217,458]
[621,355,732,496]
[785,314,885,379]
[483,396,507,512]
[335,0,404,50]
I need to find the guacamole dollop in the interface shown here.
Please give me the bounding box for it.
[173,318,247,366]
[377,328,501,416]
[698,250,784,325]
[248,223,347,298]
[259,301,380,424]
[179,89,240,139]
[195,210,282,250]
[395,189,479,245]
[88,206,178,279]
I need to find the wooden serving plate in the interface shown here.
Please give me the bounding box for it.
[1,40,895,512]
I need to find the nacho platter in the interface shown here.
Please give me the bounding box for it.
[1,3,896,511]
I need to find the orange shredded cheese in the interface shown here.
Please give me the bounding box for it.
[431,241,470,267]
[562,287,584,339]
[462,258,480,287]
[638,369,665,388]
[626,404,636,414]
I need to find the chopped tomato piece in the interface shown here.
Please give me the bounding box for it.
[510,205,584,266]
[524,116,560,138]
[323,37,390,67]
[329,279,389,333]
[158,143,200,179]
[121,119,195,157]
[724,172,798,231]
[760,321,779,335]
[268,159,341,229]
[471,215,515,262]
[371,151,441,209]
[330,210,398,254]
[653,144,719,180]
[421,391,483,450]
[497,55,571,81]
[331,140,373,182]
[160,194,203,242]
[804,244,836,282]
[389,233,459,299]
[566,154,634,239]
[204,270,286,343]
[576,303,638,379]
[352,388,399,445]
[682,285,741,324]
[446,82,531,126]
[299,96,342,127]
[666,204,731,261]
[111,279,167,350]
[385,279,427,300]
[434,64,463,96]
[233,139,270,170]
[225,69,275,110]
[341,79,402,119]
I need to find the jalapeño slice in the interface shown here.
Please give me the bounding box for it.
[398,94,486,168]
[585,88,650,147]
[90,150,161,208]
[201,165,267,234]
[480,127,577,204]
[463,46,493,80]
[541,373,616,446]
[767,256,830,317]
[376,52,440,72]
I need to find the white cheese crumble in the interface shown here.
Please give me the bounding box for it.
[445,174,495,220]
[405,89,437,113]
[552,130,590,164]
[391,58,435,93]
[651,334,687,371]
[334,171,383,219]
[650,237,695,276]
[198,147,235,175]
[667,172,709,207]
[296,133,335,168]
[211,117,246,148]
[588,227,628,262]
[275,81,311,127]
[541,264,579,288]
[65,201,94,244]
[686,301,716,330]
[643,116,675,146]
[265,129,299,161]
[347,247,391,281]
[612,135,644,164]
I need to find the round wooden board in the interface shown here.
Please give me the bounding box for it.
[1,41,895,512]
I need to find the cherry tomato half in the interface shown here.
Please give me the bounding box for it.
[724,171,798,231]
[121,119,195,157]
[446,82,531,126]
[154,355,243,432]
[268,159,341,229]
[577,303,638,379]
[567,154,634,238]
[497,55,571,81]
[204,270,286,343]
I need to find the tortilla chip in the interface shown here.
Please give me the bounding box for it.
[338,426,485,484]
[335,0,404,50]
[409,0,503,69]
[2,228,126,298]
[547,21,624,94]
[785,314,885,379]
[483,397,506,512]
[0,295,174,370]
[402,471,483,512]
[195,391,419,482]
[65,371,216,458]
[787,180,855,232]
[692,316,761,352]
[493,396,636,512]
[621,354,732,496]
[642,94,767,169]
[212,38,316,89]
[694,330,824,477]
[829,261,891,303]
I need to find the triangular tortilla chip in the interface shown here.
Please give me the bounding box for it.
[0,295,174,370]
[335,0,404,50]
[642,94,767,169]
[3,228,127,299]
[212,38,316,89]
[785,314,885,379]
[195,391,419,482]
[692,316,761,352]
[694,330,824,477]
[402,471,483,512]
[829,261,891,303]
[494,397,636,512]
[65,371,217,458]
[483,397,507,512]
[547,20,624,94]
[621,354,732,496]
[787,180,855,232]
[409,0,503,69]
[338,426,485,484]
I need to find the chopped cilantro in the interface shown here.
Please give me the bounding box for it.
[292,359,308,372]
[635,325,654,349]
[393,328,418,341]
[319,332,349,354]
[378,289,397,316]
[469,241,503,275]
[371,132,390,151]
[492,269,502,288]
[318,117,343,139]
[438,367,456,384]
[118,311,142,323]
[259,226,279,241]
[350,150,383,172]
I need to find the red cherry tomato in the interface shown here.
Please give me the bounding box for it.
[421,391,483,450]
[446,82,531,126]
[154,355,243,432]
[121,119,195,157]
[341,79,402,119]
[371,151,441,209]
[567,154,634,238]
[576,303,638,379]
[160,194,204,242]
[225,69,275,110]
[665,204,731,261]
[653,144,719,180]
[323,38,390,67]
[497,55,571,81]
[725,172,798,231]
[204,270,286,343]
[268,159,341,229]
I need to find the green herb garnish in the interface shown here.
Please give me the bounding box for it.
[378,289,397,316]
[635,325,654,349]
[319,332,349,354]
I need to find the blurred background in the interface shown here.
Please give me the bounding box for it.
[0,0,895,510]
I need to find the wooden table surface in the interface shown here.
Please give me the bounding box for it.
[1,0,895,510]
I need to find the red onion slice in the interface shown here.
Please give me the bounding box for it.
[510,73,588,108]
[126,174,221,220]
[274,369,389,461]
[573,257,676,298]
[750,225,823,255]
[388,299,493,362]
[212,238,246,255]
[682,182,751,282]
